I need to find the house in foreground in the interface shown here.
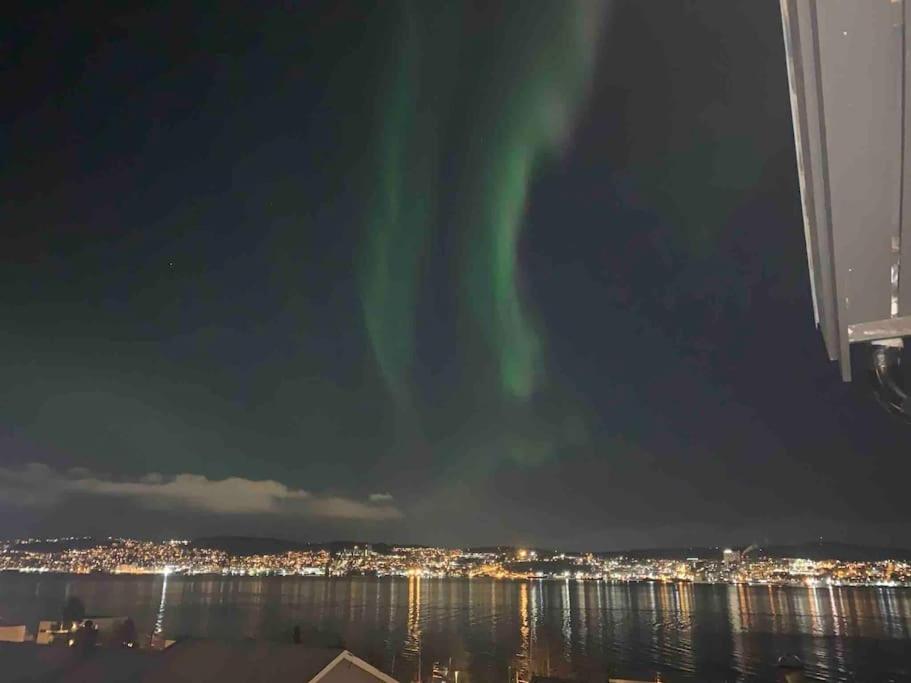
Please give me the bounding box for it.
[36,616,134,647]
[0,625,30,643]
[1,638,398,683]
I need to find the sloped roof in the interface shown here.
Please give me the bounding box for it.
[1,642,159,683]
[1,639,395,683]
[145,639,344,683]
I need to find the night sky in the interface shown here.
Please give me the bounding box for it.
[3,1,909,550]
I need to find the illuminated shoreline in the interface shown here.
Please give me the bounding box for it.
[2,538,909,587]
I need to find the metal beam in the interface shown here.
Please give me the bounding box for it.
[848,315,911,343]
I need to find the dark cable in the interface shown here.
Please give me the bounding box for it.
[868,344,911,423]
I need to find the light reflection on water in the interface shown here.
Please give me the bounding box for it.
[1,575,910,681]
[151,571,168,643]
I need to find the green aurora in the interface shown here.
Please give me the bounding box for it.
[360,1,605,402]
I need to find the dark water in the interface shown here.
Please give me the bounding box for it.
[1,575,909,681]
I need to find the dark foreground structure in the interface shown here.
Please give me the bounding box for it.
[781,0,911,413]
[0,639,398,683]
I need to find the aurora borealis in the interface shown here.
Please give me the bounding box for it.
[3,1,911,549]
[361,1,604,402]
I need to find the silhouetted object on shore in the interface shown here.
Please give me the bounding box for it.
[112,618,138,648]
[61,597,85,623]
[73,620,98,653]
[290,624,344,649]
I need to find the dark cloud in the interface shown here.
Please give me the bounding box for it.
[0,463,402,521]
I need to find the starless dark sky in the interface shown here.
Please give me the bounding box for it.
[2,1,909,550]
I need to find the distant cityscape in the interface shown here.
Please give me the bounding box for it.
[2,537,910,587]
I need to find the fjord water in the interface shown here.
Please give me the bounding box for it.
[0,575,909,681]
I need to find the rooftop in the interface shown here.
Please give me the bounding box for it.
[1,639,396,683]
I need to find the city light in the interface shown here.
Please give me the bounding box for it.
[0,537,907,587]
